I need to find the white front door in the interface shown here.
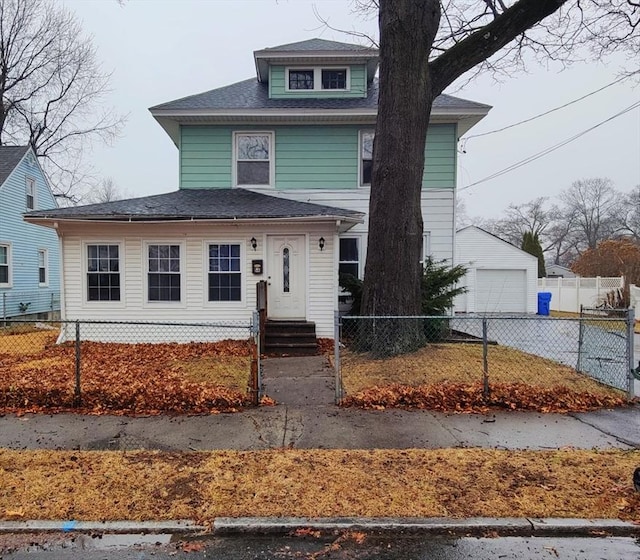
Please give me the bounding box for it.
[267,235,306,319]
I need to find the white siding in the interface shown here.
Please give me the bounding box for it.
[58,221,337,341]
[249,187,455,263]
[454,226,538,314]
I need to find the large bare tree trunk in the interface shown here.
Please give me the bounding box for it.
[360,0,440,353]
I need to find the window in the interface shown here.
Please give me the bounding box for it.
[339,238,359,279]
[87,244,120,301]
[286,67,350,92]
[38,249,47,286]
[235,133,272,186]
[322,69,347,89]
[288,69,314,89]
[26,177,35,210]
[420,233,432,267]
[0,244,10,286]
[208,244,241,301]
[360,131,374,186]
[148,244,181,302]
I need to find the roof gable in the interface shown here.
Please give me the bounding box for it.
[457,226,537,262]
[0,146,30,188]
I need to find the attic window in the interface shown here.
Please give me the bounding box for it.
[285,67,350,92]
[322,69,347,89]
[26,177,36,210]
[289,70,314,90]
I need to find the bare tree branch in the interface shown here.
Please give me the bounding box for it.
[0,0,126,201]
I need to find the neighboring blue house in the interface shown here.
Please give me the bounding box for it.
[25,38,489,347]
[0,146,60,320]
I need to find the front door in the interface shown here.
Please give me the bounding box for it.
[267,235,306,319]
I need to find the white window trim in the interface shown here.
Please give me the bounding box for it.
[82,241,125,308]
[202,236,245,309]
[420,232,432,265]
[26,176,36,211]
[285,66,351,92]
[38,248,48,287]
[358,129,375,188]
[232,131,275,188]
[203,240,245,306]
[143,241,186,307]
[0,242,12,288]
[338,236,361,279]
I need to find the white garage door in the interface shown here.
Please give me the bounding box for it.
[476,269,527,313]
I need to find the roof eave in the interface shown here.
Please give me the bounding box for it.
[151,106,490,144]
[24,213,364,228]
[253,50,379,83]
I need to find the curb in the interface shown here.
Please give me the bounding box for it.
[0,520,206,534]
[212,517,640,537]
[0,517,638,537]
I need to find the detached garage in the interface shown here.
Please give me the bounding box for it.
[454,226,538,314]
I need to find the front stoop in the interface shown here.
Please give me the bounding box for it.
[264,320,318,356]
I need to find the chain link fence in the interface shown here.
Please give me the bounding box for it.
[0,316,260,413]
[337,310,635,403]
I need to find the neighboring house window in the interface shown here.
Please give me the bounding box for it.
[420,232,432,267]
[87,244,120,301]
[0,244,10,286]
[38,249,47,286]
[339,238,359,279]
[360,131,374,186]
[147,244,181,302]
[322,69,347,89]
[26,177,36,210]
[235,132,272,186]
[208,243,241,301]
[289,69,314,89]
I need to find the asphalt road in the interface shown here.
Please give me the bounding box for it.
[2,534,639,559]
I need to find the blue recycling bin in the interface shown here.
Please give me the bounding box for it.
[537,292,552,316]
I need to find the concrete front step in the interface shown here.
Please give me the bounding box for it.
[264,320,318,356]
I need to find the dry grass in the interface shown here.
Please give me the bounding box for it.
[0,448,638,522]
[0,335,253,414]
[0,329,58,355]
[342,343,617,397]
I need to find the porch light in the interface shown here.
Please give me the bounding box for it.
[250,237,257,250]
[318,237,325,251]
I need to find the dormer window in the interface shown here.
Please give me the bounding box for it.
[285,67,350,92]
[289,70,314,90]
[322,69,347,89]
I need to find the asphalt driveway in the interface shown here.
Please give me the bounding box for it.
[451,316,631,393]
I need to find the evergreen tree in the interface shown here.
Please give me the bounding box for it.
[522,231,546,277]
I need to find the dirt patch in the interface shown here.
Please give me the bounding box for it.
[0,448,638,522]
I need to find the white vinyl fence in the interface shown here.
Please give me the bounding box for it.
[631,284,640,317]
[537,276,624,313]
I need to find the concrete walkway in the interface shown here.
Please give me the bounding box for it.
[0,356,638,452]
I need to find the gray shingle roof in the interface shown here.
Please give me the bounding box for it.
[150,78,490,112]
[258,38,375,53]
[0,146,29,186]
[25,188,364,222]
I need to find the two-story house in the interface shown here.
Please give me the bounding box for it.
[0,146,60,320]
[24,39,489,343]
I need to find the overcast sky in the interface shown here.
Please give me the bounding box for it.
[63,0,640,220]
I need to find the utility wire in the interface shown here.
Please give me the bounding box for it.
[460,100,640,191]
[463,74,634,141]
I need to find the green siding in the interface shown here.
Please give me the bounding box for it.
[269,65,367,99]
[179,123,457,190]
[423,124,456,188]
